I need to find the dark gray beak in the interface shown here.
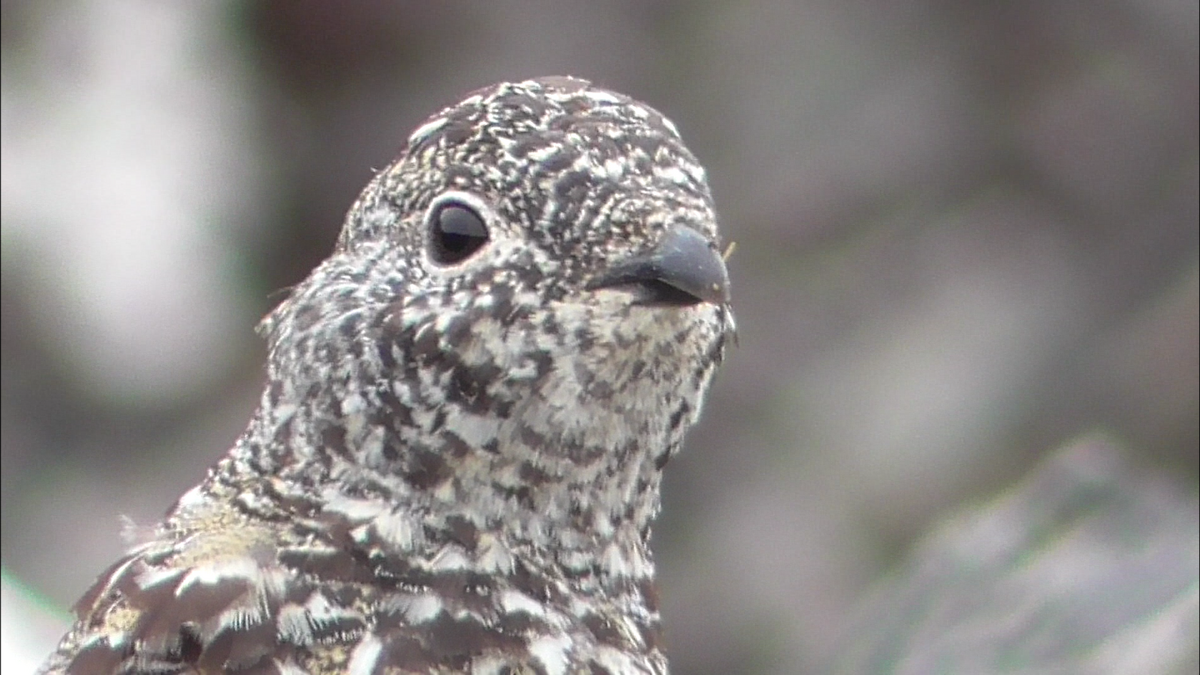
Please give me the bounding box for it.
[587,224,731,306]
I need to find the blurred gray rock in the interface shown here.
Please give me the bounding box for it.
[831,435,1199,675]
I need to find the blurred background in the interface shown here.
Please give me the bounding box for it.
[2,1,1196,673]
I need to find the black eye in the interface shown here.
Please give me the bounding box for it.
[427,201,489,265]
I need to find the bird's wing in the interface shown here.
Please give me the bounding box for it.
[37,496,384,674]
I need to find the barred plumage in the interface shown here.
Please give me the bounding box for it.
[40,76,734,674]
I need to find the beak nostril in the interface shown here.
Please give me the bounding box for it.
[587,224,732,306]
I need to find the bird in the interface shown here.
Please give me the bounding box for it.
[39,76,735,675]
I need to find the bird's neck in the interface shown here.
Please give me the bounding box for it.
[221,376,673,592]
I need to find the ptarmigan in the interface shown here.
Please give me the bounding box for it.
[41,76,734,675]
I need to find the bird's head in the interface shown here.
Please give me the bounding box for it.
[257,77,734,535]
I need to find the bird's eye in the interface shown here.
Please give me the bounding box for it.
[427,201,489,265]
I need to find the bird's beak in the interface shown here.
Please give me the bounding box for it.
[587,224,732,306]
